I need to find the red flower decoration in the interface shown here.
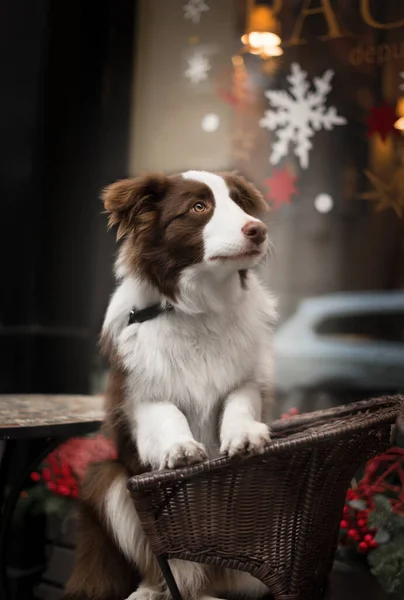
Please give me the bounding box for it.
[264,168,298,210]
[366,101,398,141]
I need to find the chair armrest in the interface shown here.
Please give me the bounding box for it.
[128,395,402,493]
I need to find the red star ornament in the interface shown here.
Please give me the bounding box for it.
[366,101,398,140]
[265,168,297,210]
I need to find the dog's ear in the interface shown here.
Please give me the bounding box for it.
[223,172,269,216]
[101,173,170,240]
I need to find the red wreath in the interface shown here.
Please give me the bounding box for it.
[357,447,404,514]
[340,447,404,554]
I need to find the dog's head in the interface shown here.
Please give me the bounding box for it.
[102,170,269,299]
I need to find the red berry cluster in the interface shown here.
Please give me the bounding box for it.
[340,489,378,554]
[28,433,117,501]
[30,453,79,498]
[281,407,299,420]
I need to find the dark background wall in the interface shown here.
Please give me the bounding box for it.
[0,0,135,394]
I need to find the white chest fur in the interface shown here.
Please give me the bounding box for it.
[104,272,276,456]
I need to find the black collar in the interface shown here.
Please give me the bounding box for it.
[128,303,173,325]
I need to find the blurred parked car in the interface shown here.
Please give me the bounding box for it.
[274,291,404,412]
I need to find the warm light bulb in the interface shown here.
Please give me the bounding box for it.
[243,31,281,48]
[262,44,283,58]
[241,30,282,58]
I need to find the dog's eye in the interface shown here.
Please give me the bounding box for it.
[192,202,207,213]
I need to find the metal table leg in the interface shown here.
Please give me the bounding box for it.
[0,437,63,600]
[156,555,183,600]
[0,441,17,517]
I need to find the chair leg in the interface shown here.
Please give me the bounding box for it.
[321,575,331,600]
[156,556,183,600]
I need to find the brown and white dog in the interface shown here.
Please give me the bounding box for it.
[64,170,277,600]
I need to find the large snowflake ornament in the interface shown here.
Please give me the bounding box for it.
[185,51,211,84]
[260,63,347,169]
[183,0,209,24]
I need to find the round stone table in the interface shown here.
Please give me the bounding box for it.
[0,395,104,600]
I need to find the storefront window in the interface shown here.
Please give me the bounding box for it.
[105,0,404,411]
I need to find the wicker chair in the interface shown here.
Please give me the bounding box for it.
[128,396,403,600]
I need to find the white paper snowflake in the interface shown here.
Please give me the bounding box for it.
[185,52,211,84]
[183,0,209,24]
[259,62,347,169]
[399,72,404,91]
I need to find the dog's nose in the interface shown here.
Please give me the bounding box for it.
[242,221,268,245]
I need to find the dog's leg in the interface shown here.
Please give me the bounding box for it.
[220,382,270,457]
[225,571,269,598]
[135,401,207,469]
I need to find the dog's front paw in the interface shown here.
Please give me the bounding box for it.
[125,585,165,600]
[162,440,208,469]
[220,422,270,458]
